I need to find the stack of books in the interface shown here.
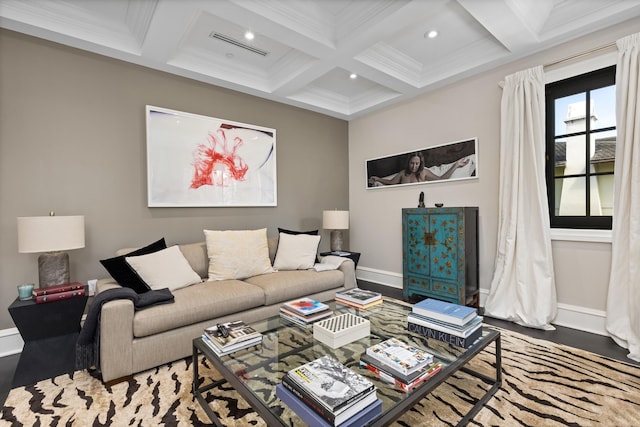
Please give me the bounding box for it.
[361,337,442,392]
[277,355,382,426]
[201,320,262,356]
[279,297,333,328]
[407,298,483,349]
[334,288,383,310]
[33,282,86,304]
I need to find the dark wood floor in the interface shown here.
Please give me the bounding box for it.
[1,281,637,408]
[359,281,639,365]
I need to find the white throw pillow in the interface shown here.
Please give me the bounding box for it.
[273,232,321,270]
[125,245,202,291]
[205,228,274,280]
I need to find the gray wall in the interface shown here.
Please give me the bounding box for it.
[0,29,349,330]
[348,17,640,330]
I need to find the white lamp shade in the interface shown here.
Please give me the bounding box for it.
[323,210,349,230]
[17,215,85,253]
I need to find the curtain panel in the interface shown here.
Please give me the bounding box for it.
[484,66,557,330]
[606,32,640,362]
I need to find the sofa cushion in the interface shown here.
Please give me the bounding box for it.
[100,238,167,294]
[245,270,344,305]
[132,280,266,338]
[205,228,274,280]
[273,232,321,270]
[177,241,208,278]
[125,245,202,291]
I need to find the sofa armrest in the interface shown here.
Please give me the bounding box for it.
[98,284,135,383]
[96,277,121,293]
[337,259,357,290]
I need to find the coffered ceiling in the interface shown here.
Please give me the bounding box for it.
[2,0,639,120]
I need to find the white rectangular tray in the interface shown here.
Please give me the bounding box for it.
[313,313,370,348]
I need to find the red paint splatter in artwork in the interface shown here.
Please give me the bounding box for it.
[191,128,249,189]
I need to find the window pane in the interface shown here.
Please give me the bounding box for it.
[555,93,585,136]
[591,85,616,130]
[590,129,616,168]
[554,138,566,174]
[562,135,588,174]
[593,174,614,216]
[556,177,586,216]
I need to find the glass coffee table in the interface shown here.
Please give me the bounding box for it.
[192,298,501,426]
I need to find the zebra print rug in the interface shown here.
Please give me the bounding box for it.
[1,327,639,426]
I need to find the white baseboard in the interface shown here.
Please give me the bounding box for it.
[357,267,608,336]
[356,267,403,289]
[0,327,23,358]
[0,274,609,358]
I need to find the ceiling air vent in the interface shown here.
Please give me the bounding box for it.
[209,32,269,56]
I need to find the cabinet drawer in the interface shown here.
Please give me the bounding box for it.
[430,280,458,297]
[405,275,430,293]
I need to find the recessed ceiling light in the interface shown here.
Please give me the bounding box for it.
[425,30,438,39]
[350,73,357,79]
[244,31,255,40]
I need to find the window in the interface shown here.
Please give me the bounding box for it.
[545,65,616,229]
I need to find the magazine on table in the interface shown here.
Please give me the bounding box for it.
[335,297,383,310]
[359,353,442,392]
[282,297,330,316]
[285,355,376,414]
[335,288,382,305]
[203,320,261,348]
[201,333,262,356]
[366,337,434,376]
[407,312,482,338]
[277,383,381,427]
[412,298,477,326]
[280,306,333,324]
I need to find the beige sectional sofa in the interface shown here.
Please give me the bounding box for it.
[95,237,356,383]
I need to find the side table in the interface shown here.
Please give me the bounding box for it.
[320,251,361,268]
[8,295,88,387]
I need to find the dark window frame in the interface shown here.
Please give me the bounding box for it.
[545,65,616,230]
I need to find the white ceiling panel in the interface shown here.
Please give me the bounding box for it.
[1,0,639,120]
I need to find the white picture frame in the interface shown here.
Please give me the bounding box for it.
[366,138,478,189]
[146,106,277,207]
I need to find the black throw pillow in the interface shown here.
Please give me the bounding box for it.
[99,238,167,294]
[278,228,319,235]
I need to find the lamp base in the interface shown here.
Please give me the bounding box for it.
[330,230,344,252]
[38,251,70,287]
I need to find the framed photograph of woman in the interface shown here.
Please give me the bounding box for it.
[366,138,478,189]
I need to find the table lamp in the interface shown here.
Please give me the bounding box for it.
[323,210,349,252]
[17,213,85,287]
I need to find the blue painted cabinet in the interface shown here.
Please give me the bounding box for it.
[402,207,479,306]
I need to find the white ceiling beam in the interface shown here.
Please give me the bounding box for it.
[456,0,553,52]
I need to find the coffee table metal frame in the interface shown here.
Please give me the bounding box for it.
[192,300,501,427]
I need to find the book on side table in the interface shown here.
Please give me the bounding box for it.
[35,287,86,304]
[32,282,85,297]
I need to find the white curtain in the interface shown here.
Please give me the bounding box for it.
[606,32,640,362]
[484,66,557,330]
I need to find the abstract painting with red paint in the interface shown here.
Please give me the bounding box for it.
[146,106,276,207]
